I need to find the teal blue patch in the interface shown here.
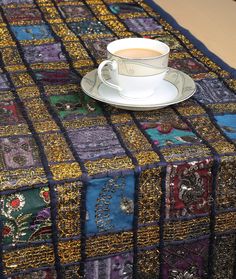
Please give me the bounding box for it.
[11,24,53,40]
[146,127,200,146]
[215,114,236,140]
[86,175,135,234]
[109,3,144,15]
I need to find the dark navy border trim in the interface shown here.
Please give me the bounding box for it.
[145,0,236,78]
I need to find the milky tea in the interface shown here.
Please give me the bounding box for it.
[114,48,163,59]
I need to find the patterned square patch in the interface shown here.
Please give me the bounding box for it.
[0,136,41,170]
[165,160,213,218]
[59,5,93,18]
[86,175,135,234]
[84,37,116,60]
[85,252,133,278]
[50,94,102,119]
[4,7,42,22]
[141,116,201,147]
[1,0,33,4]
[169,58,208,74]
[1,187,51,245]
[163,239,209,278]
[195,78,236,104]
[10,24,53,41]
[23,43,66,64]
[67,125,126,160]
[124,17,162,33]
[69,20,111,35]
[108,2,145,15]
[150,34,184,51]
[35,69,79,85]
[215,114,236,140]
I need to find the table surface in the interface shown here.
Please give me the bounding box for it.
[154,0,236,68]
[0,0,236,278]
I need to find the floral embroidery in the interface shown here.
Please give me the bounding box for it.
[3,222,14,237]
[178,171,205,204]
[6,194,25,211]
[120,197,134,215]
[1,195,31,242]
[39,187,50,204]
[1,188,52,244]
[170,266,199,279]
[166,161,212,218]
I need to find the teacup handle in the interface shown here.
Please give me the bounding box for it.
[97,60,122,91]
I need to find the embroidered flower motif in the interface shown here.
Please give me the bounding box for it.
[179,171,204,204]
[170,266,199,279]
[156,123,173,134]
[3,222,14,237]
[6,194,25,211]
[120,197,134,214]
[39,187,50,204]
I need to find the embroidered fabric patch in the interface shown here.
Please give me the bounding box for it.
[2,187,51,244]
[10,24,53,40]
[215,114,236,140]
[86,175,135,234]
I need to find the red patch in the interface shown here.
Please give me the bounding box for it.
[166,160,213,218]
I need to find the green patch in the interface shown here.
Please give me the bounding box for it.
[1,187,52,245]
[50,93,102,119]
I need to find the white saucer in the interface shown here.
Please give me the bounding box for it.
[81,68,196,111]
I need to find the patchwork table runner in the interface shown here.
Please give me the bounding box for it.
[0,0,236,278]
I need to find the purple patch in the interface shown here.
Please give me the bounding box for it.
[84,37,116,59]
[85,253,133,278]
[124,17,162,32]
[163,239,209,279]
[4,7,42,22]
[1,0,33,4]
[195,78,236,104]
[59,5,93,18]
[169,58,208,74]
[68,126,126,160]
[0,137,40,169]
[23,43,66,64]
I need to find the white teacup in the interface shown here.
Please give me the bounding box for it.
[97,38,170,99]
